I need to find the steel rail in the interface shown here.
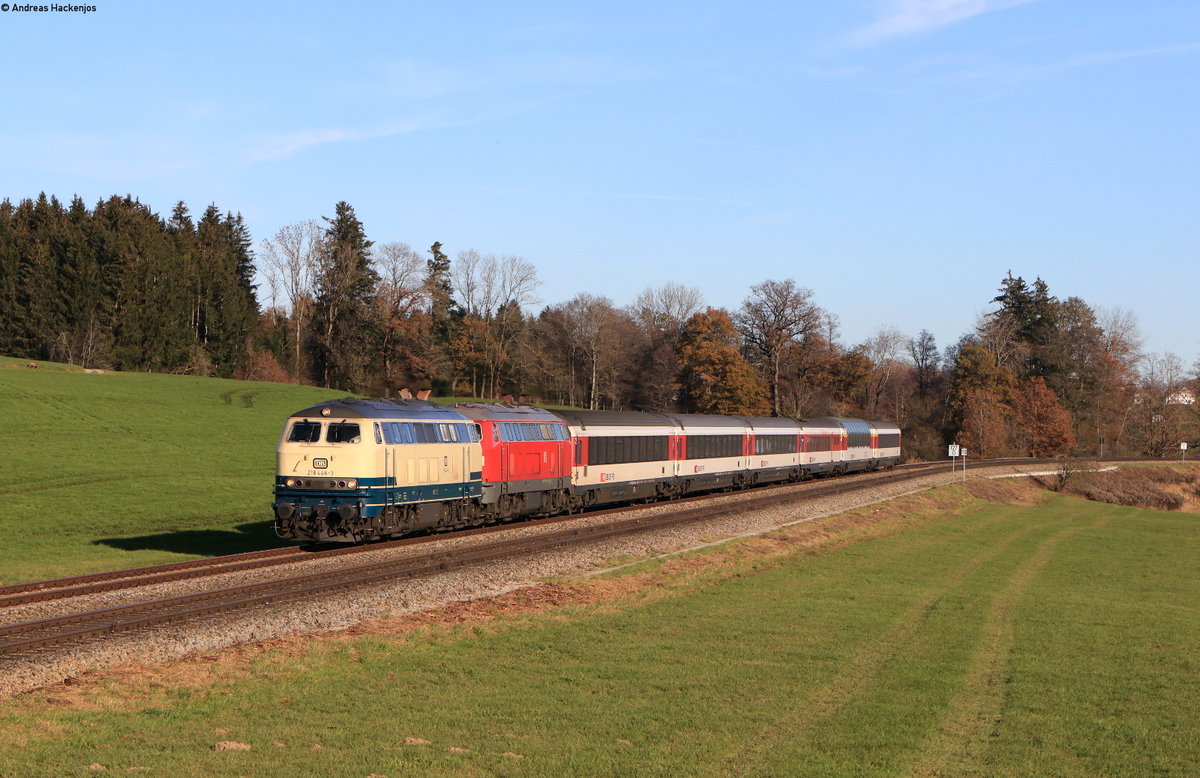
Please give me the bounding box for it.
[0,460,967,609]
[0,460,980,657]
[2,455,1116,624]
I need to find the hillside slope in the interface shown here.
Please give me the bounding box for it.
[0,357,343,582]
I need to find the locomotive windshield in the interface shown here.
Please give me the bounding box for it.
[287,421,322,443]
[327,423,362,443]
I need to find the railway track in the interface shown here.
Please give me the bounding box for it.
[0,458,1055,658]
[0,460,962,610]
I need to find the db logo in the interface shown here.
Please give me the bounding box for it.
[312,457,329,469]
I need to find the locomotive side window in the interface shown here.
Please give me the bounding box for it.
[327,423,361,444]
[495,422,566,442]
[287,421,322,443]
[381,422,479,445]
[382,423,412,444]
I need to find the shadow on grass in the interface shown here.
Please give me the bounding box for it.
[93,520,287,557]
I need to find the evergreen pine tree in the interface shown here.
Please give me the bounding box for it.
[102,196,192,371]
[0,200,18,354]
[310,201,380,390]
[53,196,110,366]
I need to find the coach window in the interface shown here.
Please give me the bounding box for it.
[287,421,322,443]
[327,423,361,443]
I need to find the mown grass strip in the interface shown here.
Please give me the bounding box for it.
[911,510,1107,776]
[723,515,1044,775]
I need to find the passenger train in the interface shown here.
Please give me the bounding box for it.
[272,398,902,543]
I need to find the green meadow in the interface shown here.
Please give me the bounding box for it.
[2,488,1197,776]
[2,357,1197,776]
[0,356,343,583]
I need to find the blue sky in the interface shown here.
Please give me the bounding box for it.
[1,0,1197,364]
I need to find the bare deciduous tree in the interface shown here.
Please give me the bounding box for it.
[453,250,540,320]
[631,282,704,335]
[624,283,705,411]
[450,250,541,397]
[858,326,910,418]
[258,220,321,381]
[1096,305,1143,367]
[976,310,1030,375]
[1135,352,1190,457]
[737,279,824,416]
[909,329,941,398]
[376,242,427,312]
[374,241,433,391]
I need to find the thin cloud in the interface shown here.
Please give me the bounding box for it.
[905,40,1200,87]
[1003,41,1200,82]
[846,0,1039,47]
[242,125,411,165]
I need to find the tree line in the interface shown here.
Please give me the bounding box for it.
[2,193,1196,460]
[0,194,257,376]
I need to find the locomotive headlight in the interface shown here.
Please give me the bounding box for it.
[286,478,297,488]
[346,479,358,489]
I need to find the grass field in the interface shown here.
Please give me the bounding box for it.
[2,357,1197,775]
[0,356,343,583]
[0,356,570,584]
[1,486,1196,776]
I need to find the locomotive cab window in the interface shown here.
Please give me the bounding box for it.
[326,423,361,444]
[287,421,322,443]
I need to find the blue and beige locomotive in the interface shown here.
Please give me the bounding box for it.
[273,397,485,542]
[273,396,902,543]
